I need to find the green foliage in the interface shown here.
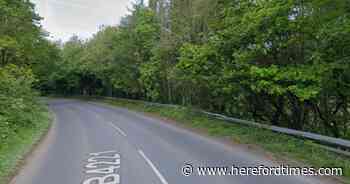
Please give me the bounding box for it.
[214,0,350,135]
[139,59,163,101]
[45,5,161,98]
[0,0,54,149]
[249,64,324,100]
[101,97,350,180]
[1,0,348,179]
[171,43,220,106]
[0,65,40,144]
[0,104,50,184]
[177,43,216,78]
[39,0,350,139]
[0,0,43,66]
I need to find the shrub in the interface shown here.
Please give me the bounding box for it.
[0,64,39,144]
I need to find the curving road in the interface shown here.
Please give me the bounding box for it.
[11,99,331,184]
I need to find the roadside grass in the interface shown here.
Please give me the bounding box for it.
[0,105,51,184]
[96,97,350,183]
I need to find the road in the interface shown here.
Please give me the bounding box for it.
[11,99,330,184]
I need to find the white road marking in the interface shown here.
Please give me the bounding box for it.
[84,151,121,183]
[109,122,127,137]
[86,160,121,169]
[88,154,120,162]
[83,174,120,184]
[90,150,118,156]
[138,150,169,184]
[85,165,120,174]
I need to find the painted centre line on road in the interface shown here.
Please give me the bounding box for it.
[109,122,127,137]
[138,150,169,184]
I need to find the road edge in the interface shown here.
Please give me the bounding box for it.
[90,98,348,184]
[4,108,55,184]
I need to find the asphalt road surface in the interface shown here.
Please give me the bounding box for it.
[11,99,330,184]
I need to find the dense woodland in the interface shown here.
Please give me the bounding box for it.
[1,0,350,140]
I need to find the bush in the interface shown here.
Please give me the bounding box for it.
[0,64,40,145]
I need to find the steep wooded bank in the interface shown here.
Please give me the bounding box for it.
[36,0,350,139]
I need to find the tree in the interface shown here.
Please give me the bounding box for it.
[0,0,42,66]
[36,0,350,139]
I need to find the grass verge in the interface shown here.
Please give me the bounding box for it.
[95,97,350,183]
[0,104,51,184]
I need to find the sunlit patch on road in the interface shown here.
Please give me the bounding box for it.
[83,150,121,184]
